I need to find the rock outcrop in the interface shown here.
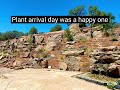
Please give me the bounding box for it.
[90,46,120,77]
[0,23,119,76]
[61,41,85,71]
[62,56,81,71]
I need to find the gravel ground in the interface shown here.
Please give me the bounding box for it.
[0,68,110,90]
[0,67,14,74]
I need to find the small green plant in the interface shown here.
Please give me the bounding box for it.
[88,73,118,82]
[79,46,87,51]
[64,28,73,41]
[28,35,32,44]
[110,36,118,41]
[27,45,32,52]
[41,51,48,58]
[38,48,45,53]
[109,29,115,36]
[6,39,10,47]
[86,48,93,54]
[50,24,62,32]
[29,26,38,35]
[34,54,40,58]
[107,82,116,90]
[79,36,87,43]
[63,48,68,51]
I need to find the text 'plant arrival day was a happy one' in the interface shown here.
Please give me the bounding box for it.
[11,16,109,24]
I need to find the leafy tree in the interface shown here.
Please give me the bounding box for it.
[108,12,115,23]
[12,30,24,38]
[24,32,29,36]
[88,6,104,27]
[88,6,101,16]
[88,6,115,36]
[68,5,86,27]
[0,30,25,41]
[69,5,85,16]
[113,23,120,28]
[29,27,38,35]
[50,24,62,32]
[39,32,44,34]
[102,13,115,36]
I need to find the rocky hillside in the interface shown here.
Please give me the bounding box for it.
[90,46,120,77]
[0,24,120,77]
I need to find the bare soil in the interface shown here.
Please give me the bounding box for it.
[0,68,109,90]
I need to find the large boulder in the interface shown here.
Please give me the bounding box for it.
[63,56,81,71]
[98,55,115,64]
[98,46,117,52]
[62,50,85,56]
[19,36,29,43]
[13,60,23,67]
[93,31,102,38]
[115,60,120,65]
[108,65,120,77]
[48,59,59,69]
[45,42,56,51]
[48,34,63,42]
[0,52,11,60]
[69,23,80,35]
[59,62,67,70]
[34,35,44,44]
[20,52,30,58]
[41,60,48,68]
[0,55,4,60]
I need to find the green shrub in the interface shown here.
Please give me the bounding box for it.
[34,54,40,58]
[6,39,10,47]
[86,48,93,54]
[79,46,87,51]
[79,36,87,43]
[41,51,48,58]
[29,27,38,35]
[64,28,73,41]
[50,24,62,32]
[107,82,116,90]
[110,36,118,41]
[63,48,68,51]
[27,45,32,52]
[38,48,45,53]
[28,35,32,44]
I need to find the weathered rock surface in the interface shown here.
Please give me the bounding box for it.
[20,52,30,58]
[59,62,67,70]
[35,45,44,52]
[34,34,45,44]
[69,23,80,34]
[45,42,56,51]
[63,56,81,71]
[90,46,120,77]
[0,23,119,76]
[48,34,63,42]
[62,50,85,56]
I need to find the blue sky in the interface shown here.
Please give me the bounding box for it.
[0,0,120,33]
